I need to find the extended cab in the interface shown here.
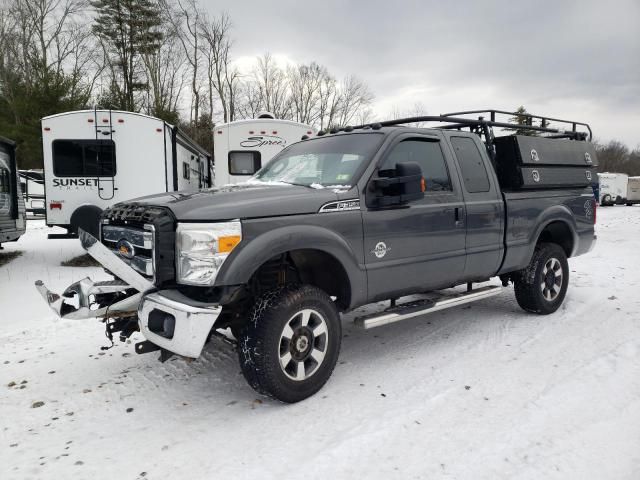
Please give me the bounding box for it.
[37,110,597,402]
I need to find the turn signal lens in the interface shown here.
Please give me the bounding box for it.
[218,235,241,253]
[421,177,426,192]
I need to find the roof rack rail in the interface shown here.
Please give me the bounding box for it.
[441,109,592,141]
[348,109,592,141]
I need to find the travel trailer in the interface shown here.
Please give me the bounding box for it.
[19,169,45,215]
[0,137,26,248]
[42,110,212,238]
[626,176,640,205]
[597,172,628,206]
[213,113,314,186]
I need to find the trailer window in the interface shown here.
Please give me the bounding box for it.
[52,140,116,177]
[229,151,261,175]
[0,161,10,213]
[182,162,190,180]
[450,137,490,193]
[0,166,10,194]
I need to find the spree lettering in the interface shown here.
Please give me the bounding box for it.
[240,135,286,148]
[53,178,99,188]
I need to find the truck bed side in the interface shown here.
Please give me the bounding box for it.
[498,188,596,275]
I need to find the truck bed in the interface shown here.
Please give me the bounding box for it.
[499,188,596,275]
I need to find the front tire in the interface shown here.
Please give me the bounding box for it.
[514,243,569,314]
[237,285,342,403]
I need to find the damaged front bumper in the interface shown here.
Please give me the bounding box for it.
[35,230,222,359]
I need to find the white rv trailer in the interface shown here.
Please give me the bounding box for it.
[626,176,640,205]
[0,136,26,248]
[42,110,212,238]
[597,172,628,206]
[19,169,45,215]
[213,113,314,186]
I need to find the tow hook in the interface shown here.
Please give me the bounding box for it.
[135,341,174,363]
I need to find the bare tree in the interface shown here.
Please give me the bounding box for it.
[335,75,373,127]
[199,11,242,124]
[317,72,341,130]
[141,26,186,122]
[0,0,94,167]
[164,0,202,125]
[287,62,324,124]
[253,52,291,118]
[236,78,263,119]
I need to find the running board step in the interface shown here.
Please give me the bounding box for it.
[354,285,503,329]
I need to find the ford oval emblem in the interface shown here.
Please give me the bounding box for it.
[116,239,135,259]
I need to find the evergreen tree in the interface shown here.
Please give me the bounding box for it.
[91,0,164,111]
[505,106,540,136]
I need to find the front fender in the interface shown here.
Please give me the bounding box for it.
[214,224,366,308]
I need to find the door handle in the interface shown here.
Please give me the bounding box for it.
[454,207,463,226]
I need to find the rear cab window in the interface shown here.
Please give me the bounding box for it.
[52,140,116,177]
[450,136,490,193]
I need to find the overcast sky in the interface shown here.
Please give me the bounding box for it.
[206,0,639,146]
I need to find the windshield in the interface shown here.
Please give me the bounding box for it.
[251,133,383,187]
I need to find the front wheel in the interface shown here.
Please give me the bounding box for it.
[514,243,569,314]
[237,285,342,403]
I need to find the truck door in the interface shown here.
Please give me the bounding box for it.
[446,135,504,279]
[362,134,466,301]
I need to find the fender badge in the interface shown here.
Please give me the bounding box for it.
[371,242,389,259]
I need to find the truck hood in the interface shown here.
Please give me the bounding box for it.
[125,182,348,221]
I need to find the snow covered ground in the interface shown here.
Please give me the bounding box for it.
[1,209,639,480]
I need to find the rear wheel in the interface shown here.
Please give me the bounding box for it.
[514,243,569,314]
[237,284,341,403]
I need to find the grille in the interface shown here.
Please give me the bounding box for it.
[101,203,176,285]
[105,204,168,228]
[102,224,155,279]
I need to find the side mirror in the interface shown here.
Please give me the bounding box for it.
[371,161,424,207]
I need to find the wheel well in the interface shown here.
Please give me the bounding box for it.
[249,249,351,310]
[537,221,574,257]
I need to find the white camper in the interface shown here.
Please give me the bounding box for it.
[42,110,211,238]
[19,169,45,215]
[0,136,26,248]
[213,113,314,186]
[626,176,640,205]
[597,173,628,206]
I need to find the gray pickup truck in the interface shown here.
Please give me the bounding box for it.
[37,110,597,402]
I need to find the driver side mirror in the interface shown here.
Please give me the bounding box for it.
[370,161,425,207]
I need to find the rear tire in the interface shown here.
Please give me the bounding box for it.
[514,243,569,315]
[237,284,341,403]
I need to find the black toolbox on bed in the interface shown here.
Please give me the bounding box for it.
[493,135,598,190]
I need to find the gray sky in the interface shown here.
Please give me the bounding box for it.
[207,0,640,146]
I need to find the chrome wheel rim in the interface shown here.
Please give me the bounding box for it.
[541,257,563,301]
[278,309,328,381]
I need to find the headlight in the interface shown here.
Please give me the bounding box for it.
[176,221,242,285]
